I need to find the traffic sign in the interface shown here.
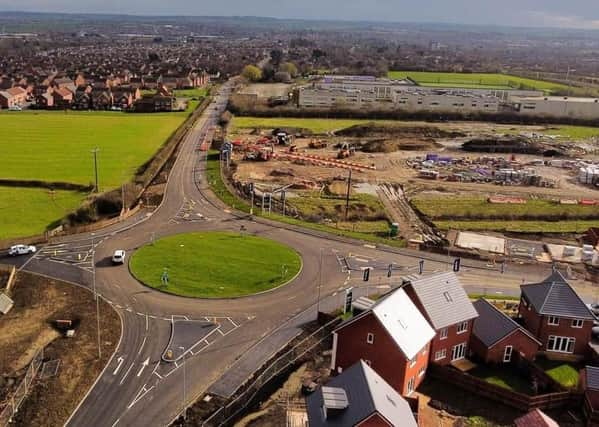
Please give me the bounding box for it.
[344,287,353,314]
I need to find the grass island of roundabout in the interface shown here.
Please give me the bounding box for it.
[129,231,302,298]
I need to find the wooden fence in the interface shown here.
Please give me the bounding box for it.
[428,364,581,412]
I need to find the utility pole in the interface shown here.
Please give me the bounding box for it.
[91,147,100,192]
[344,169,352,221]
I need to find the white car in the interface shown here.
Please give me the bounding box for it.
[112,250,126,264]
[8,244,37,256]
[8,105,22,111]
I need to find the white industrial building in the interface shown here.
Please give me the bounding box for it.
[513,96,599,120]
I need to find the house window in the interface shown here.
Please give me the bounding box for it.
[434,349,447,361]
[456,321,468,334]
[547,335,575,353]
[407,376,416,394]
[503,346,513,363]
[366,333,374,344]
[440,328,448,340]
[572,319,584,328]
[451,343,467,361]
[418,366,426,377]
[548,316,560,326]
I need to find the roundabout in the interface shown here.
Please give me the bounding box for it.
[129,231,302,298]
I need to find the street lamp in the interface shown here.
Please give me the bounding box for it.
[178,346,186,419]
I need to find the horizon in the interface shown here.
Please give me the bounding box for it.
[2,2,599,31]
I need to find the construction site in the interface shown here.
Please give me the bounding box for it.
[221,116,599,265]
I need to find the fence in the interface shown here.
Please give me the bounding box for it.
[201,318,340,427]
[0,347,44,427]
[429,364,581,412]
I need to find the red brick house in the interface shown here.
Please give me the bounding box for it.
[53,87,74,108]
[306,360,418,427]
[331,287,435,396]
[518,271,594,359]
[581,366,599,427]
[402,272,478,366]
[0,86,27,108]
[514,409,559,427]
[471,298,541,364]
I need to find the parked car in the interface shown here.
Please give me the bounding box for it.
[8,105,22,111]
[8,244,37,256]
[112,250,126,264]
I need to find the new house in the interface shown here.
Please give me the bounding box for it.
[0,86,27,109]
[471,298,541,364]
[331,287,435,396]
[306,360,418,427]
[514,409,559,427]
[402,272,478,365]
[581,366,599,427]
[518,271,594,358]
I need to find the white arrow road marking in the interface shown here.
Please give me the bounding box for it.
[113,357,125,375]
[137,357,150,377]
[127,383,155,409]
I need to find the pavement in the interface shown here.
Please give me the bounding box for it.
[0,79,587,427]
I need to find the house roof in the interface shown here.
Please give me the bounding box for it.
[586,366,599,391]
[521,271,594,320]
[514,409,559,427]
[306,361,417,427]
[403,272,478,329]
[6,86,26,96]
[472,299,541,348]
[336,287,435,360]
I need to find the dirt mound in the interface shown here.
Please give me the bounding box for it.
[462,136,564,156]
[336,123,465,139]
[360,138,440,153]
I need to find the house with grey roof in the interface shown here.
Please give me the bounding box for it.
[514,408,559,427]
[582,366,599,426]
[518,271,595,359]
[471,298,541,364]
[331,287,435,396]
[306,360,418,427]
[402,272,478,365]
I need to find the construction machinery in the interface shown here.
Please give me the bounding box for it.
[337,142,356,159]
[308,139,328,149]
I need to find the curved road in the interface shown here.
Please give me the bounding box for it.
[1,80,561,427]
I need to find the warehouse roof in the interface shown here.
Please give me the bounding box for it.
[403,272,478,330]
[521,271,594,320]
[306,360,417,427]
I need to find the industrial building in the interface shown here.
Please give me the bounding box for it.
[513,95,599,120]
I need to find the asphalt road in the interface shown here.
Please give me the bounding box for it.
[0,79,569,427]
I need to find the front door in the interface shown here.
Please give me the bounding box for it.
[451,343,466,361]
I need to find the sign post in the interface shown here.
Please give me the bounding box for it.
[343,287,353,315]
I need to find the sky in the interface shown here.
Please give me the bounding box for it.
[3,0,599,29]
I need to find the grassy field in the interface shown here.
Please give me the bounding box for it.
[0,187,85,239]
[543,125,599,140]
[172,87,208,98]
[435,219,599,233]
[388,71,569,93]
[412,196,599,221]
[0,110,191,189]
[230,117,390,134]
[129,232,302,298]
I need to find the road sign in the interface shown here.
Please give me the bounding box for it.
[344,287,353,314]
[363,267,370,282]
[387,264,393,278]
[418,259,424,275]
[453,258,461,272]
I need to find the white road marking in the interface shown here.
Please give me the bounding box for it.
[127,384,155,409]
[145,314,149,330]
[137,336,147,356]
[113,356,125,375]
[355,258,369,263]
[119,362,135,385]
[111,417,120,427]
[228,318,239,328]
[136,357,150,377]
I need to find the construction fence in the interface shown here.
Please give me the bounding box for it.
[0,347,44,427]
[201,318,340,427]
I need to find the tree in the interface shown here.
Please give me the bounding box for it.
[279,62,298,78]
[242,65,263,82]
[270,49,283,67]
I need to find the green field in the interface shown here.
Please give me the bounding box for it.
[129,232,302,298]
[413,196,599,233]
[0,187,85,239]
[469,365,533,394]
[0,110,190,189]
[536,359,579,388]
[543,125,599,140]
[230,117,389,134]
[172,87,208,98]
[388,71,569,93]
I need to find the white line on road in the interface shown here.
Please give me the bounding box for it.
[228,318,239,328]
[145,313,149,330]
[119,362,135,385]
[111,417,120,427]
[137,336,147,356]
